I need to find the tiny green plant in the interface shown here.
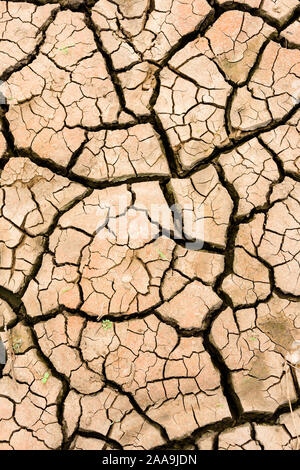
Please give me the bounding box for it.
[158,250,167,260]
[61,286,73,294]
[57,43,74,55]
[12,338,22,354]
[102,320,113,331]
[57,46,69,55]
[249,337,258,341]
[41,372,50,384]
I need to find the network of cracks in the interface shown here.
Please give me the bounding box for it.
[0,0,299,450]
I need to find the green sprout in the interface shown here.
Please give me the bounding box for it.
[158,250,167,260]
[249,337,258,341]
[61,286,73,294]
[41,372,50,384]
[12,338,22,354]
[102,320,113,331]
[57,46,69,55]
[57,43,74,55]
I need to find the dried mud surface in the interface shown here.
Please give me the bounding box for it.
[0,0,299,451]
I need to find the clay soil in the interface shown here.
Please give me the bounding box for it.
[0,0,299,450]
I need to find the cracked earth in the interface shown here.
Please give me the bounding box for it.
[0,0,299,451]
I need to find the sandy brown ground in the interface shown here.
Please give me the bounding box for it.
[0,0,299,450]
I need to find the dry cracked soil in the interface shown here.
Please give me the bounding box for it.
[0,0,299,451]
